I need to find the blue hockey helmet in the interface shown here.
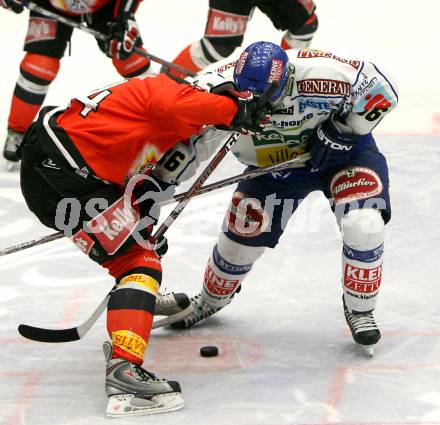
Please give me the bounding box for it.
[233,41,289,104]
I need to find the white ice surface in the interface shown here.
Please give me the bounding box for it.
[1,1,440,424]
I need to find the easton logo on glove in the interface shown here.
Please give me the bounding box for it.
[319,128,353,151]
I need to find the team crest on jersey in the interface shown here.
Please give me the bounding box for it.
[127,145,160,182]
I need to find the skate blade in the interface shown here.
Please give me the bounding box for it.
[106,392,184,417]
[358,344,374,357]
[152,304,193,329]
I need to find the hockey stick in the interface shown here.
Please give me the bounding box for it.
[1,153,310,257]
[22,1,196,78]
[18,84,279,343]
[16,152,309,341]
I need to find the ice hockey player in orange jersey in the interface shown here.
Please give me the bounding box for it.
[18,73,270,417]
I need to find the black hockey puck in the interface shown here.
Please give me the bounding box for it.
[200,345,219,357]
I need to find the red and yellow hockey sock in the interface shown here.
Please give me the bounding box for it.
[107,272,160,365]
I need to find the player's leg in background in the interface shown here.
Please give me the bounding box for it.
[170,172,319,329]
[91,3,151,78]
[3,5,72,163]
[324,144,391,349]
[170,0,253,77]
[256,0,318,50]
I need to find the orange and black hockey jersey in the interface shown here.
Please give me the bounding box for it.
[40,74,238,186]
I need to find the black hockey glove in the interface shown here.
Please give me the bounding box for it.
[0,0,23,13]
[212,89,272,134]
[147,234,168,258]
[131,175,174,258]
[228,94,272,134]
[132,174,176,226]
[306,117,373,172]
[100,13,141,59]
[192,72,272,134]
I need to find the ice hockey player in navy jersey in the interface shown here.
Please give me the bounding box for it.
[158,41,399,355]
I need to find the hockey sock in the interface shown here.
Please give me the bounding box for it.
[201,235,265,308]
[104,245,162,365]
[341,209,385,313]
[170,44,202,78]
[280,13,318,50]
[8,53,60,133]
[107,272,159,365]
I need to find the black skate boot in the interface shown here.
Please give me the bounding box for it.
[343,297,381,356]
[3,128,24,165]
[103,341,184,417]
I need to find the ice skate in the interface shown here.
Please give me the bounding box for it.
[103,341,184,417]
[343,298,381,357]
[155,292,191,317]
[153,292,193,328]
[3,128,24,170]
[168,293,223,329]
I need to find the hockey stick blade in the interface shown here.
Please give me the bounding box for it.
[18,301,194,343]
[18,324,80,343]
[18,290,111,342]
